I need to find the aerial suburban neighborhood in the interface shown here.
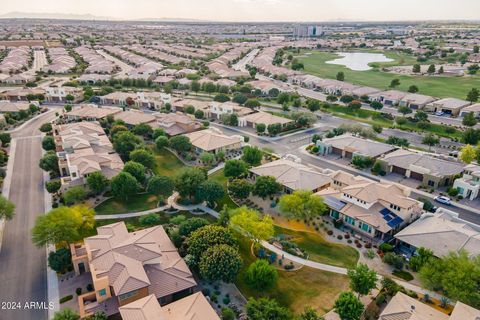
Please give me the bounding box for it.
[0,1,480,320]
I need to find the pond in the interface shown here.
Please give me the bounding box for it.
[326,52,394,71]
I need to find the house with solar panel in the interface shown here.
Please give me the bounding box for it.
[316,171,423,242]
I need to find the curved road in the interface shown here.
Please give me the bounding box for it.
[0,110,57,320]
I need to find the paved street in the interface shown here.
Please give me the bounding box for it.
[0,111,57,320]
[97,49,133,78]
[232,48,259,72]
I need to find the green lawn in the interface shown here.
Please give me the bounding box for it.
[208,169,239,211]
[94,193,159,215]
[153,148,186,177]
[296,50,480,99]
[274,226,359,269]
[235,233,349,315]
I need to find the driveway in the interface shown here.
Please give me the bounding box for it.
[0,110,57,320]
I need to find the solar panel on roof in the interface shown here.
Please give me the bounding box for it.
[379,208,404,228]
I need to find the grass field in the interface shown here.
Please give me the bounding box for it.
[296,50,480,99]
[208,169,240,211]
[152,148,186,176]
[94,193,159,215]
[235,233,349,315]
[274,226,359,269]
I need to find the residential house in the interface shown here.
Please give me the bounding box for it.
[316,134,397,160]
[45,86,84,103]
[0,88,45,102]
[378,149,464,188]
[379,292,480,320]
[0,100,31,113]
[53,121,124,188]
[460,103,480,118]
[171,98,210,115]
[113,110,157,127]
[351,86,381,98]
[100,92,136,107]
[183,128,243,154]
[369,90,407,106]
[210,101,254,120]
[399,93,436,109]
[317,170,422,241]
[424,97,471,117]
[238,111,294,131]
[395,209,480,258]
[153,112,200,136]
[65,104,122,122]
[248,80,292,96]
[119,293,220,320]
[70,222,196,318]
[453,164,480,200]
[249,158,332,194]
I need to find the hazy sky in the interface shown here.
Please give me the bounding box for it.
[1,0,480,21]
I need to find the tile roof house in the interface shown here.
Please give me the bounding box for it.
[238,111,294,129]
[317,170,422,241]
[70,222,196,318]
[378,149,464,188]
[0,100,31,113]
[316,134,397,160]
[424,97,471,117]
[453,164,480,200]
[380,292,480,320]
[395,209,480,258]
[183,128,243,154]
[66,104,122,121]
[53,121,124,188]
[119,293,220,320]
[153,112,201,136]
[460,103,480,118]
[399,93,436,109]
[368,90,408,106]
[210,101,254,119]
[249,158,332,193]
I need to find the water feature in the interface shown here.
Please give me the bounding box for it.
[326,52,394,71]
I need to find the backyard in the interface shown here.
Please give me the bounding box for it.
[152,147,186,176]
[235,233,349,315]
[94,193,160,215]
[296,50,480,99]
[208,169,240,211]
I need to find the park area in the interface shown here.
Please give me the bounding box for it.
[295,50,480,99]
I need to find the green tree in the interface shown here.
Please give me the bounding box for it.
[422,134,440,151]
[45,179,62,194]
[214,94,230,102]
[86,172,109,195]
[39,151,59,172]
[298,306,322,320]
[253,176,281,199]
[463,112,478,127]
[0,195,15,220]
[229,206,274,241]
[187,225,237,263]
[110,124,128,137]
[278,190,327,220]
[123,161,146,184]
[245,99,261,109]
[397,106,412,115]
[245,259,278,290]
[175,167,207,199]
[460,144,477,164]
[347,263,377,297]
[336,71,345,81]
[169,135,192,153]
[427,64,436,74]
[228,179,253,199]
[242,146,263,166]
[132,123,153,137]
[414,110,428,122]
[467,88,479,103]
[199,244,242,282]
[389,78,400,88]
[334,292,364,320]
[48,248,72,273]
[52,308,80,320]
[256,123,266,134]
[39,122,52,133]
[0,133,10,147]
[196,180,225,207]
[42,136,56,151]
[113,131,141,160]
[146,175,174,198]
[32,205,95,247]
[409,247,434,272]
[178,217,209,237]
[111,172,139,200]
[224,159,248,178]
[130,148,156,169]
[138,213,161,227]
[152,128,166,139]
[199,152,215,165]
[419,251,480,308]
[412,64,421,73]
[190,80,201,93]
[408,85,419,93]
[246,297,292,320]
[63,186,86,205]
[155,136,169,150]
[370,101,383,110]
[221,307,236,320]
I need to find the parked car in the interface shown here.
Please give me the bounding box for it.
[434,196,452,205]
[435,111,444,116]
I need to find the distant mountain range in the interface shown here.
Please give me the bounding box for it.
[0,12,206,22]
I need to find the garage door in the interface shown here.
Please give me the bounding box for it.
[332,147,342,156]
[392,166,407,176]
[410,171,423,181]
[344,151,353,159]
